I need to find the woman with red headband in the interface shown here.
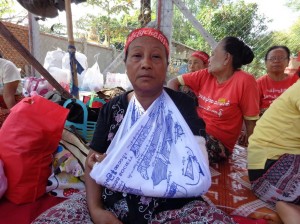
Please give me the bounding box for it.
[188,50,210,72]
[83,28,235,224]
[32,27,235,224]
[180,51,210,103]
[179,51,209,105]
[168,36,260,163]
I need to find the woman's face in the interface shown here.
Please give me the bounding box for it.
[125,36,168,95]
[208,41,228,74]
[188,56,206,72]
[265,48,289,74]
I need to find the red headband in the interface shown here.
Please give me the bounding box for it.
[191,51,209,64]
[125,27,169,56]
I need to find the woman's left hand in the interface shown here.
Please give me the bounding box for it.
[87,152,106,169]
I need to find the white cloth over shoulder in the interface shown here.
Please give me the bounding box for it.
[90,90,211,198]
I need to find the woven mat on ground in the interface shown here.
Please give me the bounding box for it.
[203,145,282,223]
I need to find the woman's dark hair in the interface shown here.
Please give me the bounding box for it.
[264,45,290,61]
[222,36,254,70]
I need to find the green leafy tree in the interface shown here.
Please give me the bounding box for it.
[172,0,272,76]
[0,0,14,18]
[1,0,27,23]
[77,0,134,47]
[271,18,300,56]
[286,0,300,11]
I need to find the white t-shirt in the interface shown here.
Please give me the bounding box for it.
[0,58,22,95]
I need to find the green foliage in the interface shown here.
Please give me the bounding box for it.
[272,18,300,56]
[76,0,136,48]
[0,0,15,18]
[40,23,67,36]
[72,0,299,76]
[172,0,272,76]
[286,0,300,11]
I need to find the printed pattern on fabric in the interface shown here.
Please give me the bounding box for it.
[206,134,230,163]
[257,73,299,110]
[32,192,236,224]
[90,91,211,198]
[182,69,259,152]
[46,128,89,198]
[89,90,219,224]
[32,192,93,224]
[103,188,160,223]
[204,145,280,223]
[251,154,300,206]
[107,103,125,142]
[150,200,236,224]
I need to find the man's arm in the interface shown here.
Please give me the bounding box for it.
[3,80,19,109]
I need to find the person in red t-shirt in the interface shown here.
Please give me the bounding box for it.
[180,51,210,104]
[257,45,299,116]
[188,51,210,72]
[167,36,260,163]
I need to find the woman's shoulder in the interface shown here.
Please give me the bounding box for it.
[182,68,209,78]
[289,73,299,82]
[256,74,268,81]
[235,70,257,81]
[100,91,130,112]
[164,87,195,104]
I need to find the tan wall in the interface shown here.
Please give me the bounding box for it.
[0,22,125,77]
[0,22,31,75]
[0,22,194,78]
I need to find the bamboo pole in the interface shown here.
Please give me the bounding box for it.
[0,21,73,99]
[65,0,79,99]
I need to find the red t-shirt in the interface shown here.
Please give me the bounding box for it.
[182,69,259,151]
[257,73,299,110]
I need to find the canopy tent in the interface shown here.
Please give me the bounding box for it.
[16,0,86,18]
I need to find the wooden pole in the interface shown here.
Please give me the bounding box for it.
[0,21,73,99]
[65,0,79,99]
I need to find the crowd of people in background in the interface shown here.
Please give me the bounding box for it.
[257,45,299,116]
[168,36,260,163]
[168,42,300,223]
[1,26,299,224]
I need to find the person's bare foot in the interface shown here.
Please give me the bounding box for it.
[276,201,300,224]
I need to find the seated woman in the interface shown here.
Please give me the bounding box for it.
[180,50,210,104]
[238,46,299,146]
[167,37,260,163]
[257,45,299,116]
[187,50,210,72]
[84,27,236,224]
[0,53,23,128]
[247,79,300,224]
[31,28,236,224]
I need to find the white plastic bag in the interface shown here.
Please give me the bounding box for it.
[81,62,104,92]
[104,72,132,91]
[48,67,72,92]
[23,77,54,97]
[62,51,88,72]
[0,159,7,199]
[44,48,66,70]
